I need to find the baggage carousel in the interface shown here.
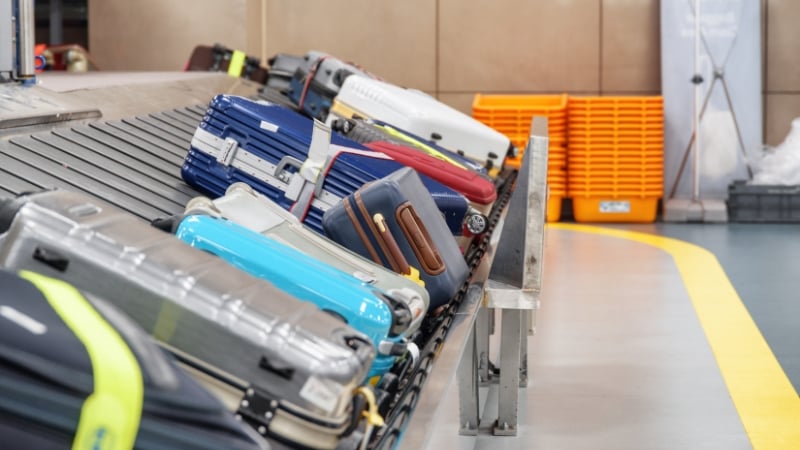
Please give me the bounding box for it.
[0,72,542,450]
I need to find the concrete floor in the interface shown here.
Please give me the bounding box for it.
[420,223,800,450]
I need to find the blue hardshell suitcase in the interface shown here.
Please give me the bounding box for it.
[322,167,470,310]
[0,269,269,450]
[174,214,414,379]
[178,182,429,337]
[181,95,470,235]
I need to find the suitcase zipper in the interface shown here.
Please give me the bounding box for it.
[342,196,382,266]
[354,191,404,274]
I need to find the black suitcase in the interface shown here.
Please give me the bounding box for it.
[0,268,268,450]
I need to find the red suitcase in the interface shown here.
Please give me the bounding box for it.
[363,141,497,206]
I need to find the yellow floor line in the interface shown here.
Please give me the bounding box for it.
[549,223,800,450]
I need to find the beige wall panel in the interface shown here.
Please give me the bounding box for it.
[89,0,247,71]
[265,0,436,91]
[247,0,267,62]
[766,0,800,91]
[437,92,477,116]
[439,0,601,92]
[601,0,660,93]
[765,94,800,146]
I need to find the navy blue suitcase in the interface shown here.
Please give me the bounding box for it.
[182,94,471,235]
[322,167,470,310]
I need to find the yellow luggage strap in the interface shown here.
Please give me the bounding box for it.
[380,125,466,170]
[227,50,246,77]
[20,271,144,450]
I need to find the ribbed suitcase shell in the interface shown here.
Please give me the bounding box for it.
[182,183,429,336]
[181,94,469,235]
[330,75,513,169]
[322,168,469,309]
[174,214,410,379]
[0,269,268,450]
[0,190,374,450]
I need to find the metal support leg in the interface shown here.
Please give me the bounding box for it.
[458,320,479,435]
[493,309,523,436]
[476,306,491,385]
[519,311,529,388]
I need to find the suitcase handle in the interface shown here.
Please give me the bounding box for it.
[372,213,411,276]
[274,155,302,182]
[395,204,445,275]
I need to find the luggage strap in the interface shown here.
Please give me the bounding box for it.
[379,124,467,170]
[190,127,341,213]
[20,271,144,450]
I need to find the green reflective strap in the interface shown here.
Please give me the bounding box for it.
[228,50,246,77]
[380,125,467,170]
[20,271,144,450]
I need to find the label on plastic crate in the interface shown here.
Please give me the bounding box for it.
[599,200,631,214]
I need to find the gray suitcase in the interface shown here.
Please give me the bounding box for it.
[179,182,430,336]
[0,190,375,450]
[287,50,375,121]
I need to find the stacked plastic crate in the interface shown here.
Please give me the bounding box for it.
[567,96,663,222]
[472,94,568,221]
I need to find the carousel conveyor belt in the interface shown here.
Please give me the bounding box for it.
[0,104,207,218]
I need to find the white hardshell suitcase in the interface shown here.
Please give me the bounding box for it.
[328,75,514,170]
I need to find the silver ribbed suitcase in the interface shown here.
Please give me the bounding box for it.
[0,190,375,450]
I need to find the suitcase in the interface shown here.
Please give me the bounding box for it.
[265,53,305,93]
[329,116,490,178]
[256,86,300,112]
[182,94,472,235]
[328,118,496,208]
[286,51,376,121]
[0,269,268,450]
[185,44,268,84]
[173,213,416,380]
[329,75,515,170]
[0,190,375,450]
[180,182,429,336]
[322,167,470,310]
[363,141,494,234]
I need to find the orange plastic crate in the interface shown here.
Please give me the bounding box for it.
[505,145,567,170]
[473,94,568,114]
[572,197,659,223]
[474,94,569,148]
[510,134,567,150]
[547,195,563,222]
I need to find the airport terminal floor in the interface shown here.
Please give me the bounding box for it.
[423,222,800,450]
